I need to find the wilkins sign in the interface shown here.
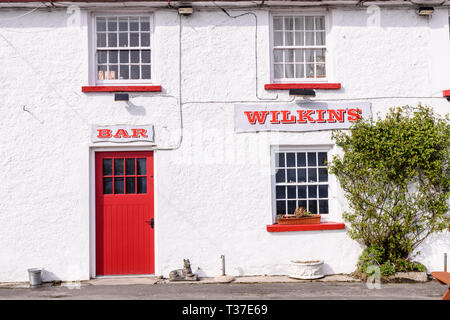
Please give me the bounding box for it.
[234,101,372,132]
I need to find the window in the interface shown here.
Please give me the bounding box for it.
[271,14,326,81]
[272,148,329,218]
[102,157,147,194]
[94,14,152,84]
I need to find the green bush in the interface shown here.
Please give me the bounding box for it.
[330,105,450,265]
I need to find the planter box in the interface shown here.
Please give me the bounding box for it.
[289,260,325,280]
[278,215,321,225]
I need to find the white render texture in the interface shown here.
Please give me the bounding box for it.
[0,6,449,282]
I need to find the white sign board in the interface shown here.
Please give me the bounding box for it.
[234,101,372,132]
[91,125,154,143]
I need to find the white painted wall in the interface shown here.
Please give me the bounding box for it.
[0,6,448,282]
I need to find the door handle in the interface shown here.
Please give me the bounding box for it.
[145,218,154,228]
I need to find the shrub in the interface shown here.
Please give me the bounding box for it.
[330,105,450,264]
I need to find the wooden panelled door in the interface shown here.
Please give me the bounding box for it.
[95,151,154,276]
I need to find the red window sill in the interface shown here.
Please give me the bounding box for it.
[264,83,342,90]
[82,85,162,93]
[266,221,345,232]
[443,90,450,97]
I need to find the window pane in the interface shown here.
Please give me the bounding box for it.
[287,169,296,183]
[305,17,314,30]
[319,200,328,214]
[285,64,294,78]
[297,168,306,182]
[97,33,106,47]
[130,50,139,63]
[297,152,306,166]
[126,177,136,194]
[285,17,293,30]
[114,177,124,194]
[130,18,139,31]
[97,18,106,32]
[273,17,283,30]
[274,31,283,46]
[276,186,286,199]
[120,50,129,63]
[141,18,150,31]
[125,158,135,175]
[287,186,296,199]
[131,65,140,79]
[119,17,128,31]
[288,200,297,214]
[285,31,294,46]
[305,49,314,63]
[109,65,118,80]
[108,33,117,47]
[107,18,117,31]
[294,49,304,63]
[295,64,304,78]
[294,17,304,30]
[98,51,107,64]
[137,158,147,174]
[130,33,139,46]
[120,65,129,79]
[308,168,317,182]
[316,16,325,30]
[142,50,151,63]
[316,64,326,78]
[308,200,318,214]
[298,199,307,210]
[306,64,315,78]
[275,169,286,183]
[307,152,317,166]
[319,168,328,182]
[97,65,107,80]
[142,65,151,79]
[137,177,147,194]
[294,32,304,46]
[103,159,112,176]
[103,177,112,194]
[316,31,325,46]
[141,33,150,46]
[308,185,317,198]
[119,33,128,47]
[298,185,306,198]
[276,153,285,167]
[318,152,327,166]
[276,201,286,215]
[285,50,294,62]
[114,159,124,175]
[286,153,295,167]
[305,31,314,46]
[109,50,118,63]
[319,185,328,198]
[274,50,283,63]
[274,64,283,79]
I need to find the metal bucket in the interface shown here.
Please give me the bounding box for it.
[27,268,42,287]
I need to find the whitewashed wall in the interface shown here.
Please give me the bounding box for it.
[0,6,448,282]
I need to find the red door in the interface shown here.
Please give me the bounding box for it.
[95,151,154,276]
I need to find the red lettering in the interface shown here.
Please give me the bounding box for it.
[327,109,346,123]
[297,110,316,123]
[269,111,280,124]
[113,129,131,138]
[347,108,362,122]
[280,110,296,124]
[97,129,112,138]
[316,109,327,123]
[131,128,148,138]
[244,111,269,124]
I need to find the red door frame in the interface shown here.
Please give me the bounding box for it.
[95,151,155,276]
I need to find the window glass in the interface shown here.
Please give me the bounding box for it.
[95,15,151,82]
[274,150,329,216]
[272,15,326,80]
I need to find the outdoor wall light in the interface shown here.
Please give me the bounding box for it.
[289,89,316,97]
[417,7,434,16]
[114,93,129,101]
[178,5,193,16]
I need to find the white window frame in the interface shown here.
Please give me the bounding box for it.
[270,145,333,223]
[89,11,155,86]
[269,11,331,83]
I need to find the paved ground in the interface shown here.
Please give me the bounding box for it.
[0,280,446,300]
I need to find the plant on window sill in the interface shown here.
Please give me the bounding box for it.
[277,206,321,225]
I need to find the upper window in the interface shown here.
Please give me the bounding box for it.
[94,15,152,84]
[271,14,326,81]
[272,147,329,220]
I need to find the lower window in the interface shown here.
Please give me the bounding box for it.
[272,147,329,218]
